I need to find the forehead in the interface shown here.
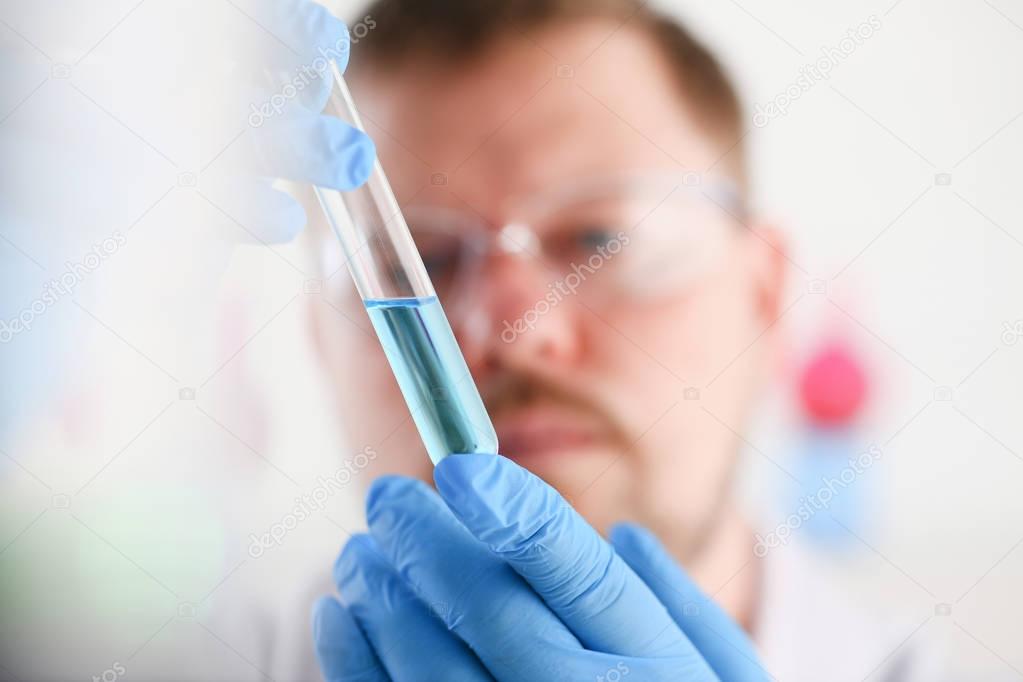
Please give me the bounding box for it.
[352,19,721,215]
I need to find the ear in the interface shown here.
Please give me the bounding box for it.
[308,296,328,367]
[307,295,345,381]
[743,220,788,325]
[308,288,378,381]
[739,221,789,384]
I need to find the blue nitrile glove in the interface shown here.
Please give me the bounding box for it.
[205,0,375,242]
[313,454,771,681]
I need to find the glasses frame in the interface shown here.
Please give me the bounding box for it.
[322,169,747,316]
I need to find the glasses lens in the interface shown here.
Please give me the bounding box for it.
[405,207,475,301]
[536,182,732,300]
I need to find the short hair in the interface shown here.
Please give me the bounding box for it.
[352,0,746,184]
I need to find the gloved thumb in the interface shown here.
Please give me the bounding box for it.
[434,454,694,659]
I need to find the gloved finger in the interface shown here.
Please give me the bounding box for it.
[241,23,344,118]
[312,596,390,682]
[334,533,496,682]
[251,111,375,190]
[229,1,353,132]
[240,0,350,65]
[611,523,771,682]
[434,454,693,659]
[364,476,580,679]
[200,173,307,244]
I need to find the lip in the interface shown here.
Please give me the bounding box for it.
[492,403,610,460]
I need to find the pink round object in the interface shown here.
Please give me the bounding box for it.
[799,345,868,425]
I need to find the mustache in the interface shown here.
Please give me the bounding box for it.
[480,370,629,442]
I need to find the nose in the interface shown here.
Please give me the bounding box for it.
[454,233,581,374]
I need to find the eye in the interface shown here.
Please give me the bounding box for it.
[410,229,465,297]
[419,247,460,278]
[547,225,620,260]
[574,227,618,251]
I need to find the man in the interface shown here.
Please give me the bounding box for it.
[303,0,945,679]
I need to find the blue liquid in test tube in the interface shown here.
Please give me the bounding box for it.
[365,297,497,464]
[314,70,497,465]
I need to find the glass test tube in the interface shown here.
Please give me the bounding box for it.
[314,69,498,466]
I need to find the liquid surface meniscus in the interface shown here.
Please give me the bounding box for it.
[364,296,498,465]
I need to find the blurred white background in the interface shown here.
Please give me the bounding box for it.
[1,0,1021,680]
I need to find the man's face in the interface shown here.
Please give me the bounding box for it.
[316,20,786,557]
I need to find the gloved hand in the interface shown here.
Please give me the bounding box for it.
[312,454,770,681]
[205,0,375,243]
